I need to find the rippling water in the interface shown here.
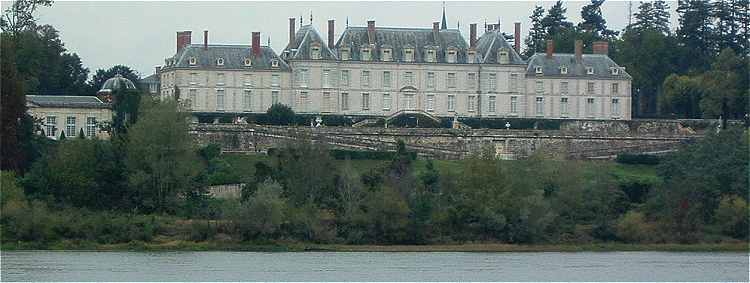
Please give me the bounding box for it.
[2,251,748,281]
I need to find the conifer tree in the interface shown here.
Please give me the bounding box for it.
[676,0,715,71]
[541,0,573,36]
[523,5,546,58]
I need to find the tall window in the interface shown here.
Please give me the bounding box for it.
[341,92,349,110]
[243,90,252,110]
[447,73,457,89]
[586,98,595,116]
[426,72,435,89]
[535,80,544,93]
[510,74,518,92]
[382,71,392,88]
[298,91,308,112]
[404,49,414,62]
[66,116,76,137]
[382,49,392,61]
[271,74,280,87]
[535,97,544,116]
[425,49,436,62]
[403,94,416,109]
[190,73,198,85]
[361,70,370,88]
[447,50,457,63]
[468,96,477,112]
[447,95,456,112]
[298,69,310,87]
[44,116,57,137]
[216,73,225,85]
[612,83,619,94]
[322,92,331,112]
[560,97,569,116]
[362,93,370,110]
[323,69,331,88]
[383,93,391,110]
[488,96,496,113]
[426,94,435,111]
[404,71,415,86]
[561,81,569,94]
[271,91,279,105]
[587,82,595,94]
[86,117,97,137]
[488,73,497,90]
[611,98,620,116]
[188,89,197,109]
[510,96,518,114]
[243,74,254,87]
[361,48,371,61]
[341,70,350,87]
[468,73,477,89]
[216,90,225,110]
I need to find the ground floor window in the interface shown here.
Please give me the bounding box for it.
[66,116,76,137]
[510,96,518,114]
[426,94,435,111]
[447,95,455,112]
[86,117,97,137]
[488,96,496,113]
[46,116,56,137]
[468,96,477,112]
[611,98,620,116]
[341,93,349,111]
[560,97,569,117]
[362,93,370,110]
[535,97,544,116]
[586,98,596,116]
[382,93,391,110]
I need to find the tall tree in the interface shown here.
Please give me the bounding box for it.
[676,0,715,71]
[629,1,671,34]
[0,33,26,172]
[732,0,750,55]
[523,5,546,58]
[699,48,749,118]
[578,0,618,39]
[0,0,52,36]
[541,0,574,36]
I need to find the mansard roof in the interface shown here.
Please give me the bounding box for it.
[526,53,632,79]
[282,24,338,61]
[334,26,471,63]
[474,29,525,65]
[27,95,110,109]
[167,44,290,71]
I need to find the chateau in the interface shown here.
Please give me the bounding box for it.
[159,13,632,121]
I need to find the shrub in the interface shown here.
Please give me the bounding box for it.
[615,211,654,243]
[714,195,749,239]
[265,104,296,126]
[615,153,661,165]
[234,180,286,240]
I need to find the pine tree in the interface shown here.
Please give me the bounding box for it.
[733,0,750,55]
[676,0,715,71]
[630,1,671,34]
[653,0,672,34]
[78,128,85,139]
[579,0,617,39]
[541,0,574,36]
[0,33,26,172]
[524,5,546,58]
[713,0,738,53]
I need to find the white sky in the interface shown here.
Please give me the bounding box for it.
[23,1,679,77]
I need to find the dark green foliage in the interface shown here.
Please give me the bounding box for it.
[89,65,141,95]
[265,103,296,126]
[330,149,412,161]
[615,153,661,165]
[459,118,561,130]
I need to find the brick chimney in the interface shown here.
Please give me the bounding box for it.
[433,22,440,42]
[176,31,192,53]
[252,32,261,57]
[469,23,477,48]
[592,41,609,55]
[514,22,521,54]
[546,40,554,58]
[289,18,296,45]
[575,39,583,62]
[203,30,208,50]
[367,20,376,45]
[328,19,335,48]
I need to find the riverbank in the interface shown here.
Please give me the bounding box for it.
[3,240,747,252]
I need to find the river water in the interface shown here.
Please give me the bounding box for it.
[1,251,748,281]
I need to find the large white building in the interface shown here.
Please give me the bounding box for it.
[159,14,631,121]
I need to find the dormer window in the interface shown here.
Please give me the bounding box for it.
[467,50,476,63]
[404,49,414,62]
[560,66,568,74]
[271,59,279,68]
[425,49,436,63]
[216,58,225,66]
[244,58,252,67]
[340,48,351,60]
[447,49,457,63]
[587,67,594,75]
[189,57,197,65]
[361,48,371,61]
[611,67,619,75]
[311,45,321,60]
[381,49,392,61]
[535,66,543,74]
[498,48,509,64]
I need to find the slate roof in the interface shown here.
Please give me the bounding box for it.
[475,29,525,65]
[141,73,159,84]
[27,95,111,109]
[526,53,632,79]
[334,26,471,63]
[282,24,338,61]
[166,44,290,71]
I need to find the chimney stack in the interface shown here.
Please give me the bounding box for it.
[433,22,440,41]
[592,41,609,55]
[469,23,477,48]
[367,20,376,45]
[176,31,192,53]
[252,32,261,57]
[514,22,521,54]
[289,18,296,45]
[575,39,583,61]
[328,19,335,48]
[203,30,208,50]
[155,66,161,74]
[546,40,554,58]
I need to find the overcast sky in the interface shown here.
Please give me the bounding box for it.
[29,1,679,77]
